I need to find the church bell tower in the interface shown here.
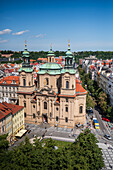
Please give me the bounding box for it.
[18,41,35,106]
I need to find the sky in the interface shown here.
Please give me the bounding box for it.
[0,0,113,52]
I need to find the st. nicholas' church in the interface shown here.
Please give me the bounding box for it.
[18,42,87,128]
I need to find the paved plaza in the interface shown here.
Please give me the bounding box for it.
[97,143,113,170]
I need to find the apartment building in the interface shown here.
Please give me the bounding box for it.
[0,76,19,104]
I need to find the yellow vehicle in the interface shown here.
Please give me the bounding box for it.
[95,125,99,129]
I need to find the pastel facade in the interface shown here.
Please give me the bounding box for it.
[4,103,25,137]
[18,43,87,128]
[0,102,24,141]
[0,76,19,104]
[0,103,12,141]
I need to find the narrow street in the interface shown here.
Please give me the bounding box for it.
[94,108,113,145]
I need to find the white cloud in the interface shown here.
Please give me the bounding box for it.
[0,39,8,43]
[12,30,29,35]
[0,29,12,35]
[35,34,46,38]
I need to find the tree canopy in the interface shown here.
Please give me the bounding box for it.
[0,130,104,170]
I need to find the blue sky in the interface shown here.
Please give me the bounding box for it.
[0,0,113,51]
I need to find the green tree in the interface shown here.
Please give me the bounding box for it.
[0,134,9,152]
[86,94,96,109]
[98,92,107,113]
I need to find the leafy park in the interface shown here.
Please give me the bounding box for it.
[0,129,104,170]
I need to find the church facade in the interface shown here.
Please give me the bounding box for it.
[18,42,87,128]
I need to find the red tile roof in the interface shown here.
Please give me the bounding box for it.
[3,102,24,115]
[4,64,10,68]
[11,64,15,67]
[76,79,87,94]
[0,76,19,86]
[0,103,12,120]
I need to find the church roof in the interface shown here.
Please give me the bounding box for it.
[76,79,87,94]
[22,50,29,56]
[0,76,19,86]
[38,63,62,75]
[66,50,73,57]
[61,68,76,74]
[18,67,33,73]
[40,63,62,70]
[47,46,55,56]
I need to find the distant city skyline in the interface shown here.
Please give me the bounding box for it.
[1,0,113,51]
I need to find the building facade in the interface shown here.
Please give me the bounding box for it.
[18,42,87,128]
[0,76,19,104]
[0,102,24,141]
[0,103,12,141]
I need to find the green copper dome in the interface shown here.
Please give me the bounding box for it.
[18,67,33,73]
[40,63,62,70]
[66,50,73,57]
[47,47,55,56]
[61,68,76,74]
[37,63,62,75]
[22,48,29,57]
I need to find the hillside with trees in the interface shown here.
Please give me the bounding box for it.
[0,50,113,62]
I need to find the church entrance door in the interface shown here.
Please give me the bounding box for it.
[42,114,48,123]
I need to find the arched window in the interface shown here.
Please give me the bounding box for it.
[50,57,51,62]
[44,102,47,109]
[33,113,35,118]
[23,79,26,86]
[24,112,26,117]
[79,106,83,113]
[65,117,68,122]
[56,116,58,122]
[70,59,72,65]
[44,78,49,86]
[66,81,69,89]
[65,106,68,112]
[46,78,49,85]
[50,112,52,118]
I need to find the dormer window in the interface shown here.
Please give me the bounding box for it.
[11,80,17,84]
[66,81,69,89]
[23,79,26,86]
[3,81,6,84]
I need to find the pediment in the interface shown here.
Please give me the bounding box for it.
[40,86,55,96]
[11,80,17,84]
[3,81,7,84]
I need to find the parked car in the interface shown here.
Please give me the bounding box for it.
[103,117,110,122]
[27,129,31,133]
[76,123,84,128]
[104,134,111,140]
[86,107,93,113]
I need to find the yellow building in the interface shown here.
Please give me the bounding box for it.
[3,102,25,138]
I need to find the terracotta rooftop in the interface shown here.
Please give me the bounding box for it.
[76,79,87,94]
[3,102,24,115]
[0,103,12,120]
[0,76,19,86]
[37,58,47,61]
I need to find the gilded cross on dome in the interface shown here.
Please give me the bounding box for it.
[68,40,70,47]
[25,40,27,47]
[50,43,52,51]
